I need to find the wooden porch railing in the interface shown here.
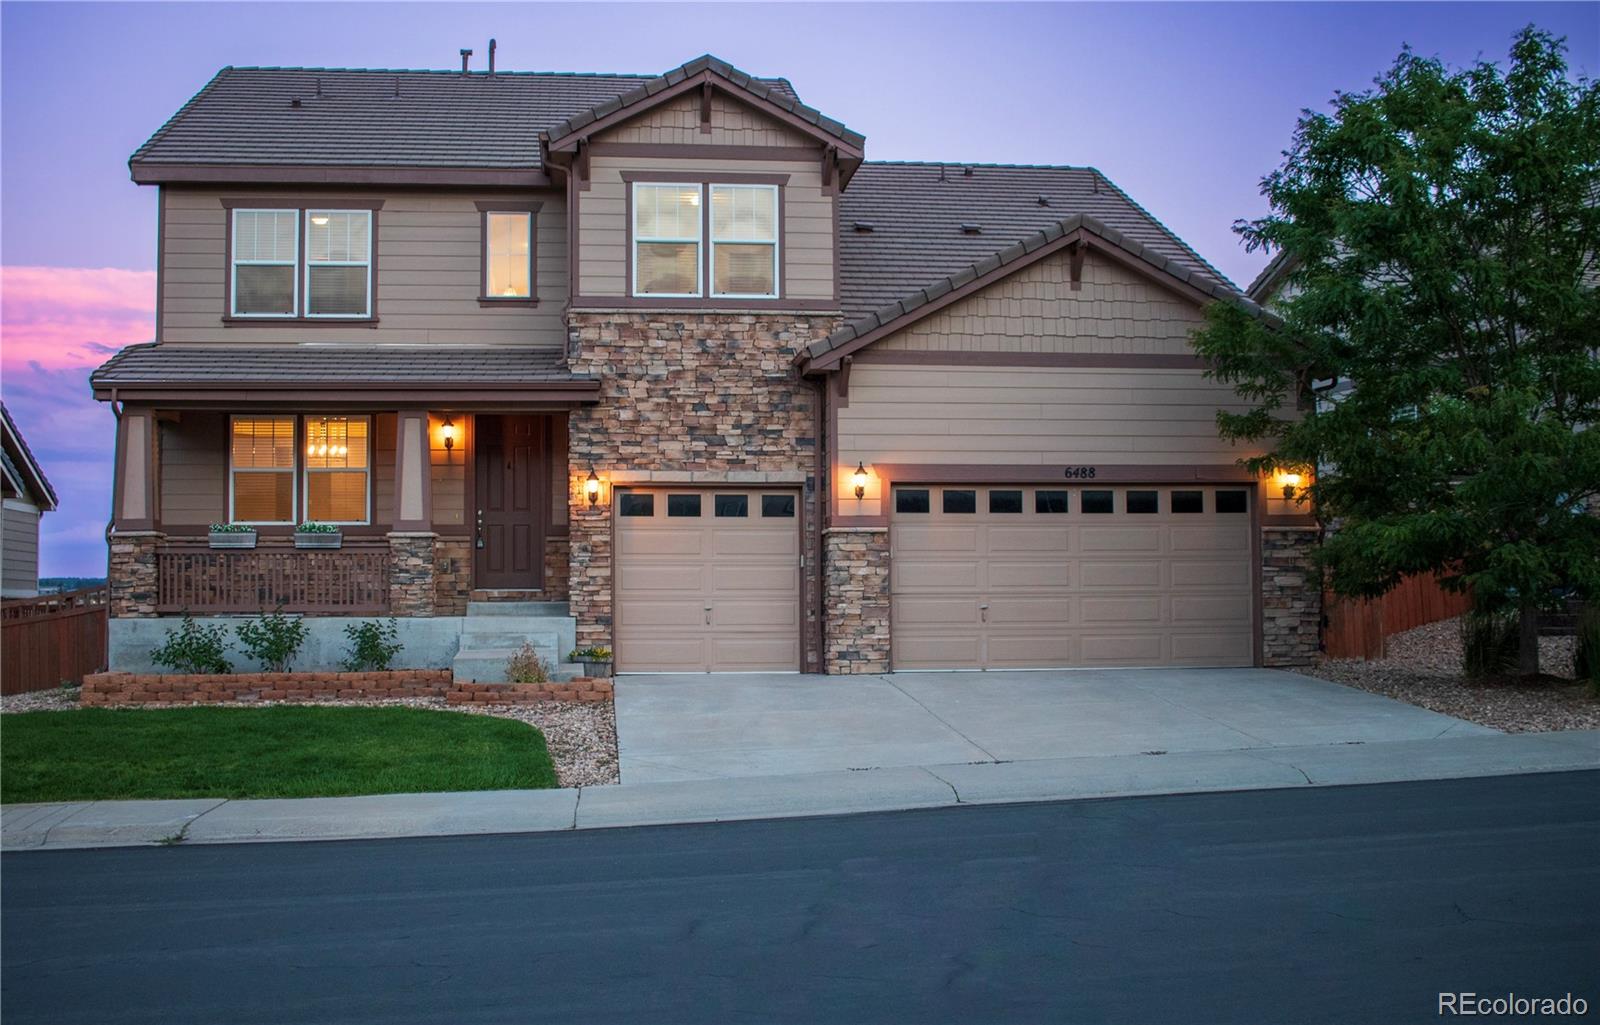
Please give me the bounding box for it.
[155,544,390,615]
[1,586,109,694]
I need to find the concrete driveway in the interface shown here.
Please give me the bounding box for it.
[613,668,1497,783]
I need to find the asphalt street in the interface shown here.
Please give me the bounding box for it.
[4,771,1597,1024]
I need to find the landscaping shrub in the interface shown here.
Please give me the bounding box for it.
[150,615,233,674]
[1460,608,1520,678]
[341,618,404,672]
[506,643,551,684]
[1574,606,1600,692]
[236,608,309,673]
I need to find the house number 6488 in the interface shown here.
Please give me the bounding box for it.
[1063,466,1097,479]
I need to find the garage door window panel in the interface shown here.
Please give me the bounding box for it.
[761,494,795,517]
[989,490,1023,514]
[943,490,977,514]
[714,494,749,518]
[896,489,930,514]
[1127,490,1160,514]
[619,493,655,517]
[1035,490,1070,514]
[1217,490,1249,513]
[667,494,702,517]
[1083,490,1115,514]
[1173,490,1205,514]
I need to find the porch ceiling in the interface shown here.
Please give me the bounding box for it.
[91,344,599,406]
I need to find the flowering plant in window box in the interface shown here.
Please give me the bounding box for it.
[293,522,343,549]
[208,523,258,549]
[568,646,613,678]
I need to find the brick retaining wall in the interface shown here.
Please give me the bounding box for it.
[82,671,610,706]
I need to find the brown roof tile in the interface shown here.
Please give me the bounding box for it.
[90,344,588,389]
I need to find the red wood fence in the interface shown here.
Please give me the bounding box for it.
[1,586,109,694]
[155,545,390,615]
[1322,572,1473,660]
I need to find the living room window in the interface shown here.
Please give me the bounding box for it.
[229,415,297,523]
[305,210,372,317]
[303,416,371,524]
[479,204,538,302]
[231,210,298,317]
[633,183,703,297]
[710,184,778,298]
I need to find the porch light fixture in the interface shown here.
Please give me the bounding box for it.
[586,468,601,506]
[852,462,869,500]
[441,416,456,453]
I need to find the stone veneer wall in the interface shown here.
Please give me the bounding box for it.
[108,531,163,618]
[543,536,571,602]
[1261,526,1322,666]
[566,310,838,670]
[387,532,437,617]
[433,537,472,616]
[823,528,891,674]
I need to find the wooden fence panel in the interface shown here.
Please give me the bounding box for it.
[1323,572,1473,660]
[1,587,109,694]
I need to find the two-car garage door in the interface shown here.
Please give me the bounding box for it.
[891,484,1255,669]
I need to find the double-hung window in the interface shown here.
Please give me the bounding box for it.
[231,210,299,317]
[230,416,297,524]
[709,185,778,298]
[633,183,703,297]
[305,210,372,317]
[303,416,371,524]
[483,210,533,300]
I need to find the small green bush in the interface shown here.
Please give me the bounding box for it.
[1460,609,1519,679]
[506,643,551,684]
[236,608,309,673]
[150,615,233,674]
[1574,606,1600,692]
[341,619,403,672]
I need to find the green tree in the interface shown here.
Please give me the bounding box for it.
[1194,28,1600,676]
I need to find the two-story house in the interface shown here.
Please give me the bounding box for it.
[93,54,1320,677]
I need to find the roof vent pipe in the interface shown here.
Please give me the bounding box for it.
[460,48,473,75]
[488,38,497,76]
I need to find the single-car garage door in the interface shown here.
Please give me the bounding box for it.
[891,484,1254,669]
[614,488,801,673]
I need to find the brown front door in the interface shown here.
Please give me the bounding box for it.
[474,415,547,590]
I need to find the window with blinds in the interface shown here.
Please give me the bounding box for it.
[485,211,532,299]
[303,416,370,523]
[633,183,703,296]
[710,185,778,298]
[305,211,372,317]
[230,416,296,523]
[231,210,298,316]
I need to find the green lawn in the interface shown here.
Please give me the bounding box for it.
[0,706,557,803]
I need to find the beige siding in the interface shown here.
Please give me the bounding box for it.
[162,188,568,347]
[429,413,465,528]
[878,249,1205,357]
[604,91,813,147]
[1,502,40,595]
[159,413,226,526]
[373,413,397,525]
[578,154,835,301]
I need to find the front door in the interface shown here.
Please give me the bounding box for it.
[474,415,547,590]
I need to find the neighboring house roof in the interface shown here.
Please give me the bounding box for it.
[129,62,802,178]
[1246,249,1300,302]
[89,345,596,401]
[542,54,863,156]
[0,402,59,511]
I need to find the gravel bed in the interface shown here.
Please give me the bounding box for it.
[1297,617,1597,734]
[0,689,619,788]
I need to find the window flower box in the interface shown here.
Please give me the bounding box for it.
[209,525,258,549]
[294,523,343,549]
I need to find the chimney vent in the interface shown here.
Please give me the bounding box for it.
[1037,195,1050,206]
[460,48,473,75]
[488,38,497,77]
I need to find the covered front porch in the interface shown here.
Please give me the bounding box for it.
[93,345,596,619]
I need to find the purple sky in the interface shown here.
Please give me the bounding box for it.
[2,2,1595,576]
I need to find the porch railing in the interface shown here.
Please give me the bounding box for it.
[156,544,390,615]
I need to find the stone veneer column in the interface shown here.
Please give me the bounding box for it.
[1261,526,1322,666]
[568,474,612,650]
[108,530,164,618]
[543,536,572,603]
[432,537,472,616]
[387,532,438,617]
[824,528,891,674]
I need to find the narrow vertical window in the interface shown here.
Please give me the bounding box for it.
[303,416,371,524]
[633,183,702,296]
[710,184,778,297]
[230,416,297,523]
[484,210,533,299]
[231,209,298,316]
[305,210,372,317]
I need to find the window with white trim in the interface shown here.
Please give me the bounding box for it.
[303,416,371,524]
[305,210,372,317]
[484,211,533,299]
[710,184,778,298]
[633,183,703,297]
[231,210,298,316]
[229,416,297,523]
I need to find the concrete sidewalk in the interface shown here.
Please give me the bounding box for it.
[5,729,1597,851]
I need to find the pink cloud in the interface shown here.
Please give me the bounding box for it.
[1,265,155,372]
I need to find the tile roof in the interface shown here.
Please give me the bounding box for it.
[90,344,589,388]
[837,162,1237,320]
[0,402,58,510]
[130,65,800,169]
[543,54,863,152]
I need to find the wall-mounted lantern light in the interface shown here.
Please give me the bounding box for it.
[586,468,601,506]
[1273,469,1305,497]
[852,462,869,500]
[441,416,456,453]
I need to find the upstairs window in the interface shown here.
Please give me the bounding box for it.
[303,416,371,524]
[230,416,297,524]
[483,210,533,300]
[710,185,778,298]
[305,210,372,317]
[231,210,298,317]
[633,183,703,297]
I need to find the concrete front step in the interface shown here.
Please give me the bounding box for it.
[451,648,584,684]
[466,601,570,618]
